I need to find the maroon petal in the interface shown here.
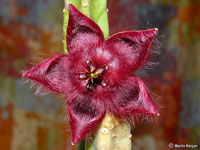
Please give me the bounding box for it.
[67,95,105,144]
[67,4,104,54]
[105,29,158,73]
[111,76,158,116]
[23,54,72,94]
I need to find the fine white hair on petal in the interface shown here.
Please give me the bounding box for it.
[81,80,87,87]
[96,48,103,55]
[96,48,111,60]
[141,34,146,42]
[30,81,36,88]
[35,84,42,95]
[23,79,29,84]
[109,58,119,69]
[103,50,111,59]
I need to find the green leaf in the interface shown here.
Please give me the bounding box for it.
[63,0,109,54]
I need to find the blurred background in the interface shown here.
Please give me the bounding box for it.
[0,0,200,150]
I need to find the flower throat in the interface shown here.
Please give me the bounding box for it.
[79,61,108,90]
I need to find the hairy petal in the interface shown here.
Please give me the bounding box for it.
[67,95,105,144]
[67,4,104,54]
[105,29,158,73]
[22,54,72,94]
[111,76,158,116]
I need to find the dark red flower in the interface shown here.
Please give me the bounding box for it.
[23,4,159,145]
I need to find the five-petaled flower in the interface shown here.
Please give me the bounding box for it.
[23,4,159,145]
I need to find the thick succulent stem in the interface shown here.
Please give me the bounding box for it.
[85,113,132,150]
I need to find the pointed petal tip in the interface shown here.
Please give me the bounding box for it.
[143,28,158,38]
[22,68,35,80]
[68,3,76,12]
[144,28,158,37]
[152,110,159,116]
[149,106,159,116]
[68,3,73,8]
[22,70,29,79]
[21,70,26,77]
[22,69,39,86]
[151,28,158,36]
[144,99,159,116]
[71,137,80,145]
[153,28,158,34]
[154,28,158,31]
[71,132,81,145]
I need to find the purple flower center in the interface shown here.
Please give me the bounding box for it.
[79,61,108,89]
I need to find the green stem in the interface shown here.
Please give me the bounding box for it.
[63,8,69,54]
[78,140,86,150]
[80,0,90,17]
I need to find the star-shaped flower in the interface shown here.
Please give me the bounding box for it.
[23,4,159,145]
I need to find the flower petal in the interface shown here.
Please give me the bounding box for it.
[23,54,71,94]
[67,4,104,54]
[111,76,158,116]
[105,28,158,72]
[67,95,105,144]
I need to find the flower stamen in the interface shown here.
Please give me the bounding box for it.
[79,74,87,79]
[80,61,108,89]
[101,80,107,87]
